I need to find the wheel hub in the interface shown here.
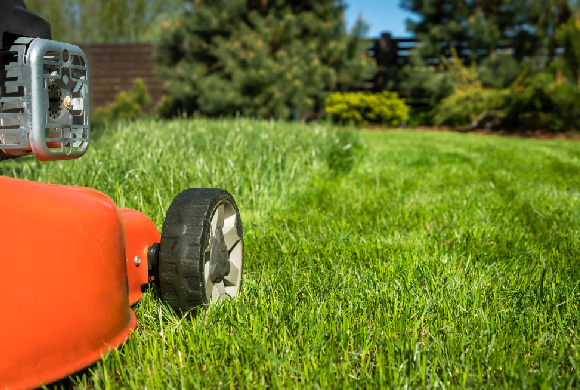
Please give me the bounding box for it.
[209,226,230,283]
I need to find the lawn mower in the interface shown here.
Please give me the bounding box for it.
[0,2,244,389]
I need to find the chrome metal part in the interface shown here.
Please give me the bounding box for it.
[0,38,89,161]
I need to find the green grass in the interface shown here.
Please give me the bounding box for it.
[3,119,580,388]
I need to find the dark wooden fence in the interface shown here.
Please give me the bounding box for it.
[78,43,163,114]
[367,34,419,92]
[368,32,563,93]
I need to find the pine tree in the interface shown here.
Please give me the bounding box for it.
[157,0,375,119]
[399,0,572,62]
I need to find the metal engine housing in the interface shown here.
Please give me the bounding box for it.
[0,37,89,161]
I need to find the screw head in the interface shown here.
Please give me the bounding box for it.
[134,255,141,267]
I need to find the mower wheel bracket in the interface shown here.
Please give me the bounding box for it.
[147,242,160,271]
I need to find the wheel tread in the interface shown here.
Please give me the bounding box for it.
[158,188,243,314]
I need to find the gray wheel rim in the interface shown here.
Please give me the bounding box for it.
[204,200,242,301]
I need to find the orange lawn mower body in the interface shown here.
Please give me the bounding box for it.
[0,176,158,389]
[0,3,245,389]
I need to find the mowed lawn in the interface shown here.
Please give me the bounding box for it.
[2,119,579,388]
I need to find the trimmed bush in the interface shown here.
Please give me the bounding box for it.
[325,91,410,126]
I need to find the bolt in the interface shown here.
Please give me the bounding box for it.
[64,96,71,110]
[134,255,141,267]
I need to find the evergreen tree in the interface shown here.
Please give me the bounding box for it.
[157,0,375,119]
[399,0,572,62]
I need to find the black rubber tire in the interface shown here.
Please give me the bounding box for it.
[158,188,243,314]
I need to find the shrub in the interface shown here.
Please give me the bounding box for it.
[440,48,483,93]
[433,88,508,127]
[407,108,435,127]
[431,50,510,128]
[325,91,410,126]
[502,72,580,132]
[153,94,180,119]
[93,79,150,123]
[433,70,580,132]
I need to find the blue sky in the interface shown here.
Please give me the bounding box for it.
[344,0,416,38]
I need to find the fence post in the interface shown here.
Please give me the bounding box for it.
[373,32,396,92]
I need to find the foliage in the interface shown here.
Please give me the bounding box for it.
[556,12,580,88]
[502,71,580,131]
[406,108,435,127]
[400,0,571,63]
[153,95,180,119]
[25,0,188,42]
[433,67,580,131]
[325,92,410,126]
[93,79,150,123]
[2,119,580,387]
[395,51,455,109]
[157,0,375,119]
[395,1,574,122]
[478,54,523,89]
[430,45,580,131]
[433,88,508,127]
[431,48,497,127]
[440,47,482,93]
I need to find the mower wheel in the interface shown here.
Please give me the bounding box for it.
[158,188,244,314]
